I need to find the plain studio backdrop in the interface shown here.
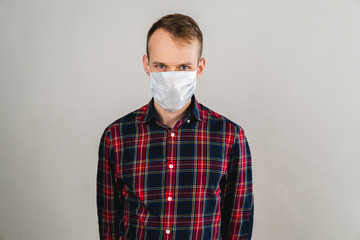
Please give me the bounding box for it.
[1,0,360,239]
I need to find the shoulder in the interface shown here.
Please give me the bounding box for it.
[199,102,245,137]
[102,104,148,135]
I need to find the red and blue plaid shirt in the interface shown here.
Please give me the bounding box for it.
[97,97,253,239]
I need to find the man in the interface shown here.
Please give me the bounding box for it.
[97,13,253,240]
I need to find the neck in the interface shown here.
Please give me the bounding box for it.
[154,100,192,129]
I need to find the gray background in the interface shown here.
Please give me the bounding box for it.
[1,0,360,239]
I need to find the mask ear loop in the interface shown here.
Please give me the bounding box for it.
[147,63,153,75]
[146,55,151,74]
[196,57,204,73]
[195,61,201,79]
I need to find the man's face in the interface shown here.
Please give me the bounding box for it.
[143,28,205,79]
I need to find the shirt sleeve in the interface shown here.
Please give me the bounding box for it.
[97,129,123,240]
[221,127,254,240]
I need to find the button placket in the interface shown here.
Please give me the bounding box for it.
[165,129,177,237]
[168,130,176,170]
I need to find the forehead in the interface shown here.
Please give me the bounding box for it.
[148,28,200,63]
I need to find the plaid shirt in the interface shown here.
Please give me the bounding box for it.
[97,97,253,240]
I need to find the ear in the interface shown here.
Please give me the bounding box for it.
[143,54,150,76]
[196,57,206,79]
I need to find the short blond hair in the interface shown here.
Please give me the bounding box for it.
[146,13,203,60]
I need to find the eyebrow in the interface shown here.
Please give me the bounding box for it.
[151,61,193,66]
[151,61,166,66]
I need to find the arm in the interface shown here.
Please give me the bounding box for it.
[97,130,123,240]
[221,128,254,240]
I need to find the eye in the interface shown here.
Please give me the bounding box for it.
[179,65,189,71]
[156,64,166,70]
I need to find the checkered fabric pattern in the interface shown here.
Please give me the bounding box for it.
[97,97,253,240]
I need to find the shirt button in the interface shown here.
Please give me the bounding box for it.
[187,119,190,123]
[169,164,174,169]
[170,132,175,137]
[167,196,173,201]
[165,229,171,235]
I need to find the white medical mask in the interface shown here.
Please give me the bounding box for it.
[150,70,197,112]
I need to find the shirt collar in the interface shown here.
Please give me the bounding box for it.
[142,95,203,123]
